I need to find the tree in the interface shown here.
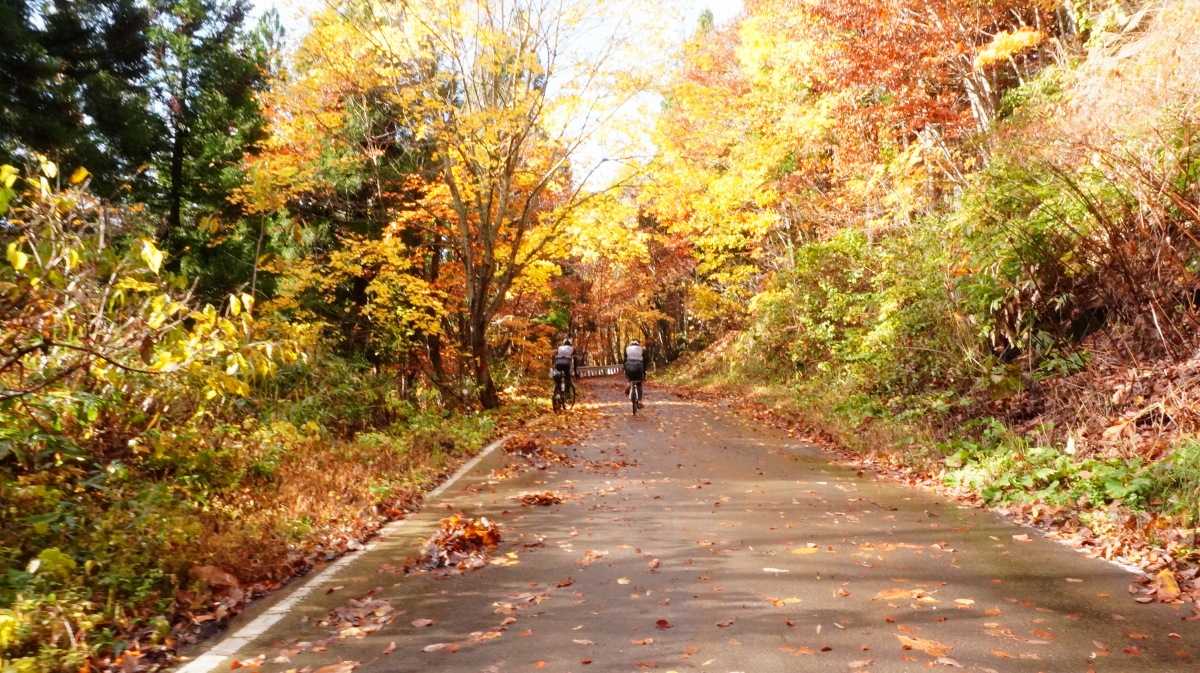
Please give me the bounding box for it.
[0,0,164,196]
[149,0,275,233]
[245,0,670,408]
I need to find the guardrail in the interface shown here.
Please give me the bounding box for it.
[576,364,622,378]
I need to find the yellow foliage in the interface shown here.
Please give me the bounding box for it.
[974,28,1046,70]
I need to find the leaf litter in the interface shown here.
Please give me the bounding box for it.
[407,514,501,572]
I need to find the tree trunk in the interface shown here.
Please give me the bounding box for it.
[168,66,189,235]
[426,235,447,383]
[470,314,500,409]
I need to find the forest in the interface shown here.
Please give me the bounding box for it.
[3,0,1200,670]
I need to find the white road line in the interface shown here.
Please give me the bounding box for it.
[174,434,510,673]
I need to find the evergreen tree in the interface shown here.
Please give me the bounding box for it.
[148,0,281,298]
[0,0,164,196]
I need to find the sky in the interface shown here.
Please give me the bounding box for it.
[251,0,745,47]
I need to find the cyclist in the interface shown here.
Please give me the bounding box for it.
[552,338,577,396]
[623,338,645,408]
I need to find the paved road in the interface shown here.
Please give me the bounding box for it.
[179,378,1197,673]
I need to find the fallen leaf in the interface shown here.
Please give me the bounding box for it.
[573,639,595,646]
[848,659,873,668]
[1012,534,1031,542]
[632,638,654,645]
[423,644,449,653]
[897,635,952,657]
[192,565,241,590]
[716,619,735,628]
[230,655,265,669]
[937,656,964,667]
[383,642,396,655]
[656,619,673,629]
[313,663,358,673]
[875,588,924,601]
[1156,569,1182,602]
[992,650,1014,658]
[411,618,435,628]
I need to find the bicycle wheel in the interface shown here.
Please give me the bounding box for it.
[631,382,639,415]
[566,384,576,410]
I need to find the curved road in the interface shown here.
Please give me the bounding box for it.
[178,378,1196,673]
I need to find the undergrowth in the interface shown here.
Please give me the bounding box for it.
[0,168,537,671]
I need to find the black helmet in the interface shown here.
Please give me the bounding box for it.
[562,338,572,346]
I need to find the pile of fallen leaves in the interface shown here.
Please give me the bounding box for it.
[411,514,502,572]
[502,433,574,471]
[517,491,567,506]
[316,589,398,640]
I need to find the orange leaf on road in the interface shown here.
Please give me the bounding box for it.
[1155,569,1182,602]
[897,635,952,657]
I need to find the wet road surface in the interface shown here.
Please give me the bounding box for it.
[178,378,1197,673]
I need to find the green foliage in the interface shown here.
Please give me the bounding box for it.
[1154,439,1200,525]
[0,167,308,667]
[745,223,959,398]
[942,422,1155,509]
[0,0,163,195]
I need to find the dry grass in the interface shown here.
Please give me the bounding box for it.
[195,436,459,584]
[1070,0,1200,136]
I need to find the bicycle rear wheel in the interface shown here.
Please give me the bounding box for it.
[631,383,639,415]
[566,384,576,410]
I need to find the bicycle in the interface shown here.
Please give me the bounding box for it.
[628,378,642,415]
[551,371,576,413]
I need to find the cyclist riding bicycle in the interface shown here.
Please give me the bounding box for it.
[552,338,577,394]
[624,338,645,408]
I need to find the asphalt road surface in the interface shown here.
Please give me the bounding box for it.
[177,378,1197,673]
